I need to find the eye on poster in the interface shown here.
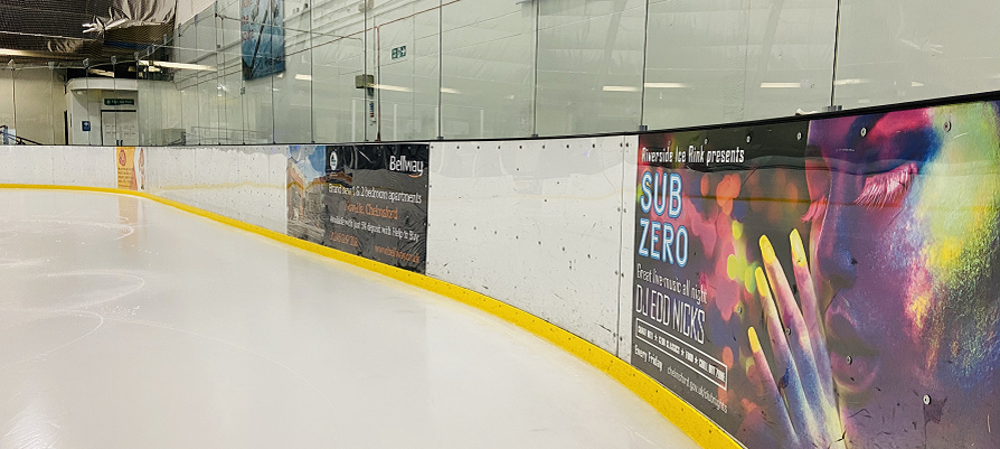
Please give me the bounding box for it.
[287,143,429,273]
[241,0,285,81]
[632,100,1000,448]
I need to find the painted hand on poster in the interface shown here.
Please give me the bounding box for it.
[634,101,1000,449]
[747,102,1000,448]
[749,231,845,448]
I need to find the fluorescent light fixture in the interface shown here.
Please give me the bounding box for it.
[760,82,801,88]
[374,84,413,93]
[644,82,691,89]
[603,85,640,92]
[440,87,461,94]
[0,48,34,57]
[911,81,924,87]
[138,60,217,72]
[105,18,129,30]
[88,69,115,78]
[834,78,868,86]
[295,74,312,81]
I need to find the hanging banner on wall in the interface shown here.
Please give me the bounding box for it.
[241,0,285,81]
[631,99,1000,448]
[116,146,145,191]
[287,143,429,273]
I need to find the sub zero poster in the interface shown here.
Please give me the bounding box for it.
[241,0,285,81]
[632,101,1000,448]
[287,143,429,273]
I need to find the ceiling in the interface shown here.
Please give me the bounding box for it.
[0,0,176,66]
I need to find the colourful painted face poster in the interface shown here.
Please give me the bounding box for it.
[241,0,285,81]
[632,100,1000,448]
[287,143,429,273]
[116,146,144,191]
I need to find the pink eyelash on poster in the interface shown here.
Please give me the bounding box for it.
[855,162,918,209]
[802,197,827,222]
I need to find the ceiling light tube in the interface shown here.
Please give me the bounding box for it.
[139,60,217,72]
[760,82,801,89]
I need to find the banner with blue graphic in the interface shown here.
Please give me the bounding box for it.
[241,0,285,81]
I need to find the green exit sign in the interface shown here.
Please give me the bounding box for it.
[391,45,407,60]
[104,98,135,106]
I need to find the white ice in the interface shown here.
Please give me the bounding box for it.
[0,190,700,449]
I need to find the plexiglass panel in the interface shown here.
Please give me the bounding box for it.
[0,70,14,137]
[311,2,367,143]
[9,0,999,146]
[371,0,440,141]
[834,0,1000,109]
[643,0,836,130]
[643,0,750,129]
[410,1,441,141]
[11,68,63,144]
[195,9,221,145]
[536,0,647,136]
[441,0,535,139]
[274,0,313,143]
[216,0,246,145]
[742,0,836,119]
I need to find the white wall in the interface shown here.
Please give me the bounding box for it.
[0,68,66,145]
[67,89,103,146]
[67,89,140,146]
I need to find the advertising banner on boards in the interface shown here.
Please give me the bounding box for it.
[631,100,1000,448]
[116,146,144,191]
[287,143,429,273]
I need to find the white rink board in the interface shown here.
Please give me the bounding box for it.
[0,142,640,363]
[143,146,288,233]
[426,136,631,354]
[0,190,699,449]
[617,135,639,363]
[0,146,115,188]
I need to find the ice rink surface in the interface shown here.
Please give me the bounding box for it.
[0,190,700,449]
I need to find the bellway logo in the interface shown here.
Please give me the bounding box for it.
[389,156,424,177]
[329,151,339,171]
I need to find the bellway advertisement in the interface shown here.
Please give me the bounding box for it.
[287,143,429,273]
[632,99,1000,449]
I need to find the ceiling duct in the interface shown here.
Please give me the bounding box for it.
[83,0,176,36]
[0,0,175,62]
